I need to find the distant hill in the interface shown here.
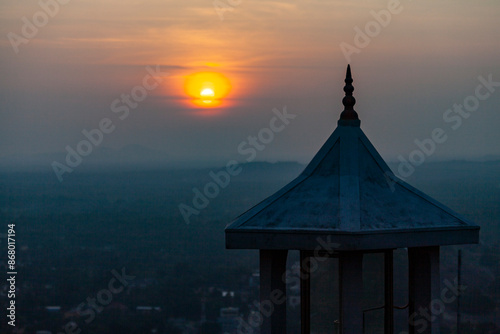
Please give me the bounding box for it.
[0,144,173,172]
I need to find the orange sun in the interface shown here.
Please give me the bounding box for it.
[184,72,231,107]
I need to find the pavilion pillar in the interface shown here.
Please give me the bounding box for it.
[339,252,363,334]
[385,250,394,334]
[260,249,288,334]
[300,250,313,334]
[408,246,440,334]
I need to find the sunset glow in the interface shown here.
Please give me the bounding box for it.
[184,72,231,108]
[1,0,500,158]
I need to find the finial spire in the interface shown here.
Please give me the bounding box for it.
[339,65,360,126]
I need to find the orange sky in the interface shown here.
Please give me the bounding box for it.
[1,0,500,165]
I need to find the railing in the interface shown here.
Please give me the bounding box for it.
[362,303,409,334]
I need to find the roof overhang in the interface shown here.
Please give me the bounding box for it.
[226,225,480,251]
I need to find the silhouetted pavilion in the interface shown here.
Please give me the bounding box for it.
[225,65,479,334]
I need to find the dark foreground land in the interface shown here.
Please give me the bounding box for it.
[0,160,499,333]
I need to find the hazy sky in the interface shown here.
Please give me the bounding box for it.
[1,0,500,168]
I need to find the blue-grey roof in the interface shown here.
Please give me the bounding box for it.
[225,66,479,250]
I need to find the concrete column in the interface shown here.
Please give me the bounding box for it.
[260,249,288,334]
[408,246,440,334]
[385,250,394,334]
[300,250,313,334]
[339,252,363,334]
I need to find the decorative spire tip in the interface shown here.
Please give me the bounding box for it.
[339,64,360,126]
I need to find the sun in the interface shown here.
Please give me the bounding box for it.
[200,88,215,97]
[184,72,231,107]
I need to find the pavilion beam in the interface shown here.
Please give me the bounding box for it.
[339,252,363,334]
[300,250,313,334]
[408,246,440,334]
[260,249,288,334]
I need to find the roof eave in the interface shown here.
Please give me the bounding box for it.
[226,225,480,250]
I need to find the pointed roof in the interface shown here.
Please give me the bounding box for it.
[225,66,479,251]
